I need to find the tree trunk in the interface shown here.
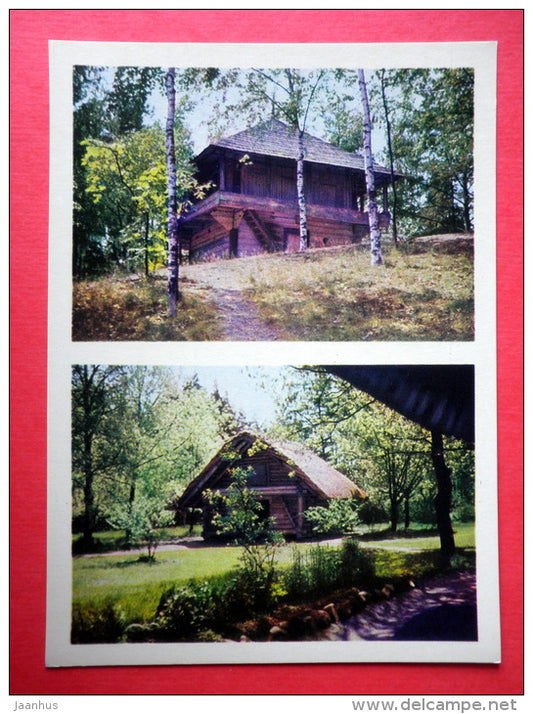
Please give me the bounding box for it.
[358,69,382,266]
[144,213,149,277]
[404,498,410,531]
[462,173,472,232]
[82,444,95,549]
[296,127,309,251]
[165,68,179,317]
[390,497,399,532]
[379,70,398,245]
[431,431,456,564]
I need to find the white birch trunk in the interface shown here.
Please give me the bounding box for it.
[296,127,309,251]
[165,67,179,316]
[358,69,383,266]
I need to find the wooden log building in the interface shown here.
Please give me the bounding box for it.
[180,118,399,261]
[175,430,367,539]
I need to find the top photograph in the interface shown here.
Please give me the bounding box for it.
[72,65,475,342]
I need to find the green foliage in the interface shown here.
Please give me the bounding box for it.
[273,368,475,534]
[206,466,282,546]
[206,464,285,610]
[106,496,174,559]
[71,601,126,644]
[283,538,374,600]
[72,365,240,547]
[81,123,195,274]
[155,580,226,641]
[304,498,362,536]
[375,68,474,236]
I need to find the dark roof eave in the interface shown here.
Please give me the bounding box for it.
[195,140,404,182]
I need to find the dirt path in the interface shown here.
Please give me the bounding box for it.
[181,262,286,341]
[211,288,284,341]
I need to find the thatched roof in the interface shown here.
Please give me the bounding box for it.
[265,433,366,499]
[326,366,475,443]
[177,430,365,508]
[197,118,398,182]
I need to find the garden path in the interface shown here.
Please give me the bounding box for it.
[322,571,477,641]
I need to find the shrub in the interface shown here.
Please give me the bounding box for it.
[155,580,225,641]
[339,537,375,586]
[452,503,476,523]
[106,496,175,559]
[303,498,362,536]
[283,538,375,600]
[71,602,125,644]
[206,464,285,610]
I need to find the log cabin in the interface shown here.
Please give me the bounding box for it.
[179,118,400,261]
[174,430,366,539]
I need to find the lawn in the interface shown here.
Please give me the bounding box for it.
[72,522,475,626]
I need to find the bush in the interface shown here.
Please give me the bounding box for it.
[452,503,476,523]
[303,498,362,536]
[283,538,375,600]
[155,580,225,640]
[339,537,375,585]
[71,602,125,644]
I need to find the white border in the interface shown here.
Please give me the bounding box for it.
[47,40,499,666]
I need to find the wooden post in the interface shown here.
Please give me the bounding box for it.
[219,155,225,191]
[297,490,304,537]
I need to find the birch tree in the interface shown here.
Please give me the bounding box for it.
[358,69,383,266]
[165,67,180,317]
[187,67,325,252]
[378,69,399,245]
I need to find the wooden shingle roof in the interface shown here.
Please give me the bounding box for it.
[198,118,396,178]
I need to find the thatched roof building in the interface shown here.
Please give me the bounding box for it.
[175,430,366,538]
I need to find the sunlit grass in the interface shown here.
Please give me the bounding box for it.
[72,238,473,341]
[72,275,221,341]
[73,545,243,622]
[243,242,474,341]
[362,522,475,551]
[72,522,475,624]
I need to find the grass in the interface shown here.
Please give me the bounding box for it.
[72,522,475,626]
[73,545,243,623]
[362,522,475,551]
[72,237,474,341]
[72,274,221,341]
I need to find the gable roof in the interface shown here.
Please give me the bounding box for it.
[198,118,396,179]
[177,430,365,508]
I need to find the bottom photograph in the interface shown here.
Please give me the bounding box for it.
[67,363,482,655]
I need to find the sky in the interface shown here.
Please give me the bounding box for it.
[145,69,387,157]
[175,365,300,430]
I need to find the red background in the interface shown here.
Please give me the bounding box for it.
[9,9,524,696]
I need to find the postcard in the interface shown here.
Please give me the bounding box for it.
[46,39,498,667]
